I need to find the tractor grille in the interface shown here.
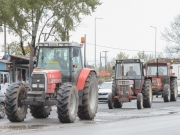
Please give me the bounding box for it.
[120,85,128,92]
[120,85,129,98]
[99,93,108,95]
[31,74,46,91]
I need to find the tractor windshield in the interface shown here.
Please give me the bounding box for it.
[147,66,167,75]
[37,47,70,81]
[115,63,141,79]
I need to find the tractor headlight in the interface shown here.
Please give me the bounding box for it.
[39,84,44,88]
[32,84,37,88]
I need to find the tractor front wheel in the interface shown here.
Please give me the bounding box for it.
[29,105,52,118]
[114,100,123,108]
[78,72,98,120]
[170,78,178,101]
[0,103,5,118]
[57,83,79,123]
[137,93,143,109]
[5,82,28,122]
[163,84,170,102]
[108,92,114,109]
[112,80,116,97]
[142,79,152,108]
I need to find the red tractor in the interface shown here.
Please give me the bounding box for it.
[145,60,177,102]
[108,59,153,109]
[5,42,98,123]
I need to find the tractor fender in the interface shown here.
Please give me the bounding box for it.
[76,68,95,91]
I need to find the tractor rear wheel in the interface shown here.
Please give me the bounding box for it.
[108,92,114,109]
[78,72,98,120]
[170,78,178,101]
[163,84,170,102]
[57,83,78,123]
[142,79,152,108]
[137,93,143,109]
[5,82,28,122]
[0,103,5,118]
[29,105,52,118]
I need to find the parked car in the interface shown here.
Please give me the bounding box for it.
[98,81,113,102]
[0,90,5,118]
[178,80,180,97]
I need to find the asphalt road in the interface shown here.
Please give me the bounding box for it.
[1,96,180,135]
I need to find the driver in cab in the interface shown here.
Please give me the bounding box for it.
[126,66,137,76]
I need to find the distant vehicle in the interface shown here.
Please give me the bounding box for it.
[146,60,177,102]
[98,81,113,102]
[178,80,180,97]
[0,90,5,118]
[0,71,10,94]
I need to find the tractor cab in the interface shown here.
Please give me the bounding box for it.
[114,59,144,90]
[35,42,83,83]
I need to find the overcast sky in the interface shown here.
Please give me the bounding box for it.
[69,0,180,65]
[0,0,180,65]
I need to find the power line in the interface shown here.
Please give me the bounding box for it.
[86,43,166,54]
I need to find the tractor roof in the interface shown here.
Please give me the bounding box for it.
[147,62,171,66]
[36,41,82,47]
[116,59,142,64]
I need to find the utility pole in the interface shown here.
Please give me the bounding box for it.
[102,51,109,71]
[100,52,102,70]
[4,25,6,55]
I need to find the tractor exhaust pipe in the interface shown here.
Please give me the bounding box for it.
[156,58,159,78]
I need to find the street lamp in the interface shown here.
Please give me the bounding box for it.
[95,17,102,71]
[150,26,157,62]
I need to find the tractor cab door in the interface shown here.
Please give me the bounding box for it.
[72,47,83,84]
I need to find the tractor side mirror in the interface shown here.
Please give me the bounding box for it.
[112,66,115,70]
[73,48,79,57]
[170,66,173,69]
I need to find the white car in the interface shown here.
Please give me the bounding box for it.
[98,81,113,102]
[0,90,5,118]
[177,80,180,97]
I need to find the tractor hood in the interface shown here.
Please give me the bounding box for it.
[33,68,62,83]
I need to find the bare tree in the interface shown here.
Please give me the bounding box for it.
[162,15,180,58]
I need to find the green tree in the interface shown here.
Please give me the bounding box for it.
[2,42,30,55]
[0,0,101,49]
[111,52,129,65]
[132,51,154,62]
[104,52,129,77]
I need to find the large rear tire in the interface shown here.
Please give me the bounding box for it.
[170,78,178,101]
[29,105,52,118]
[142,79,152,108]
[78,72,98,120]
[163,84,170,102]
[5,82,28,122]
[57,83,78,123]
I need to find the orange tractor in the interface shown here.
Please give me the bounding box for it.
[5,42,98,123]
[145,60,177,102]
[108,59,153,109]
